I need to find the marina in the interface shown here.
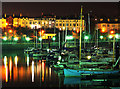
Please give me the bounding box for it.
[1,2,120,89]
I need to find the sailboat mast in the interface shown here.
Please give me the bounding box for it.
[79,6,83,60]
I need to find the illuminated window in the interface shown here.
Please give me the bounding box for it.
[115,19,118,21]
[100,19,103,21]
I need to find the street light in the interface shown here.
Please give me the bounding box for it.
[26,37,30,41]
[100,35,103,39]
[9,29,13,33]
[14,37,18,41]
[109,35,113,39]
[3,36,7,41]
[66,35,74,40]
[84,35,89,40]
[39,37,42,41]
[52,36,56,41]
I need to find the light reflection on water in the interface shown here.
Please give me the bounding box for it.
[2,50,120,88]
[2,50,59,88]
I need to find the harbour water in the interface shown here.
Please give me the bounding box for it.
[1,50,120,89]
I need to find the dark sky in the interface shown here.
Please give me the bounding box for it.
[2,2,120,17]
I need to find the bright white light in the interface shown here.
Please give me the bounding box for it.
[32,61,34,82]
[63,27,65,30]
[87,56,91,60]
[66,36,73,40]
[39,37,42,41]
[59,28,62,31]
[4,56,7,67]
[14,37,18,41]
[115,34,119,39]
[84,36,89,40]
[3,37,7,41]
[31,24,35,29]
[27,55,29,67]
[26,37,30,41]
[109,35,113,39]
[15,56,18,67]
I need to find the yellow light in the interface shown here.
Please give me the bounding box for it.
[63,27,65,30]
[14,56,18,67]
[109,35,113,39]
[87,56,91,60]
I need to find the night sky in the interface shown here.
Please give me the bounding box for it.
[2,2,120,17]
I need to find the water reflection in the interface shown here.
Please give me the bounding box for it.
[32,60,34,82]
[27,54,29,67]
[14,56,18,67]
[2,54,56,87]
[2,50,120,88]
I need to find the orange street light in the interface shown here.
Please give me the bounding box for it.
[9,29,13,33]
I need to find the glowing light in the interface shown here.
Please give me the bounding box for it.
[109,35,113,39]
[9,58,12,80]
[52,36,56,41]
[32,61,34,82]
[5,64,8,82]
[9,30,13,33]
[73,27,76,30]
[6,23,8,26]
[101,27,107,33]
[4,56,7,67]
[27,55,29,67]
[42,61,45,82]
[110,30,115,34]
[14,37,18,41]
[87,56,91,60]
[14,56,18,67]
[63,27,65,30]
[115,34,119,39]
[66,36,74,40]
[39,37,42,41]
[59,28,62,31]
[26,37,30,41]
[3,37,7,41]
[31,24,35,29]
[84,36,89,40]
[100,36,103,39]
